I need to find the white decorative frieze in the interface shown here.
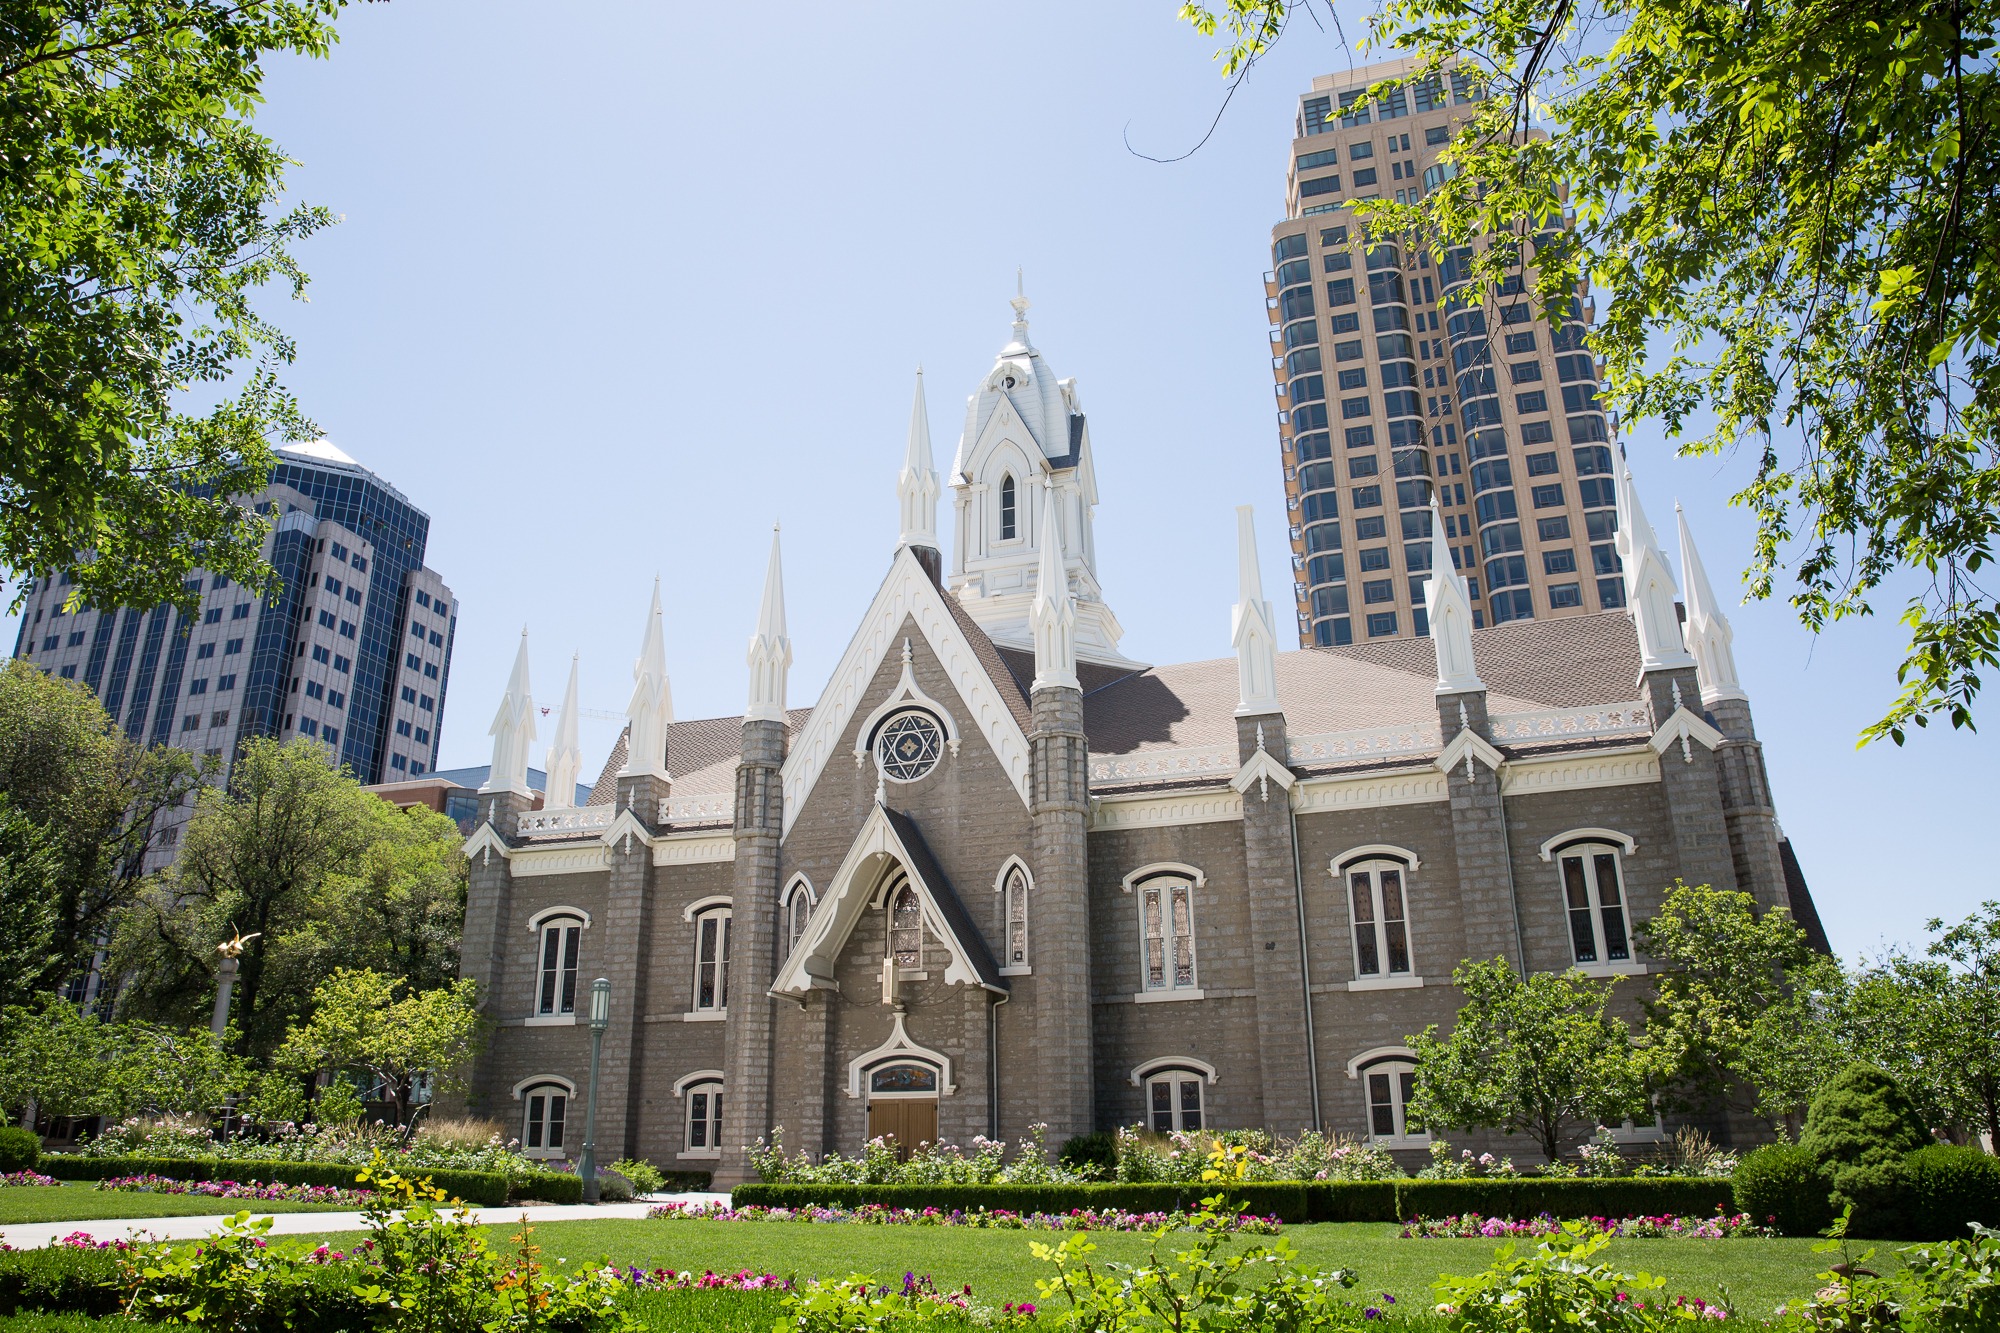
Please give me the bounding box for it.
[1286,723,1442,765]
[1091,790,1243,831]
[1487,702,1653,743]
[517,805,614,837]
[1292,768,1449,813]
[510,845,612,878]
[651,833,737,866]
[659,794,732,825]
[1501,747,1660,795]
[1087,744,1237,785]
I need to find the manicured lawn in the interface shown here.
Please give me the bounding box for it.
[0,1182,354,1226]
[289,1217,1886,1318]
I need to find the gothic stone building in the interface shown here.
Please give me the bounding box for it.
[458,300,1820,1185]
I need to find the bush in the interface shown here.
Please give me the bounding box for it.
[1801,1062,1934,1236]
[1732,1143,1834,1237]
[1904,1144,2000,1241]
[516,1168,584,1204]
[0,1244,128,1318]
[611,1157,665,1194]
[1435,1220,1728,1329]
[1395,1177,1733,1223]
[37,1154,512,1207]
[1058,1131,1115,1176]
[0,1125,40,1172]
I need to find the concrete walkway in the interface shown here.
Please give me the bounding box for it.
[0,1192,732,1251]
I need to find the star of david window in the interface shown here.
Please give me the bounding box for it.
[877,710,944,782]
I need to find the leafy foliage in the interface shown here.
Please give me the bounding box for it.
[0,0,363,616]
[0,1000,250,1124]
[272,969,482,1127]
[0,1123,41,1170]
[1432,1220,1730,1327]
[1406,957,1650,1161]
[1732,1143,1836,1238]
[1184,0,2000,743]
[1800,1063,1934,1236]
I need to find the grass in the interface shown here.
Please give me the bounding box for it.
[0,1182,355,1226]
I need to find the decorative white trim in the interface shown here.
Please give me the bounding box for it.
[1291,768,1449,813]
[1120,862,1207,893]
[661,794,731,825]
[1091,790,1242,830]
[1649,706,1725,763]
[1344,1046,1418,1079]
[517,805,614,837]
[1501,748,1659,795]
[462,823,510,867]
[1088,745,1236,786]
[1230,747,1295,804]
[681,1009,727,1022]
[681,895,733,923]
[1574,960,1650,979]
[852,638,963,771]
[525,905,592,932]
[1437,728,1505,778]
[1538,828,1638,861]
[1487,702,1652,743]
[522,1014,578,1027]
[846,1010,956,1099]
[1287,722,1441,765]
[652,833,737,866]
[1132,988,1206,1004]
[599,807,655,855]
[782,548,1031,837]
[994,856,1032,976]
[1347,975,1425,992]
[1330,844,1421,872]
[1129,1055,1219,1087]
[511,1074,576,1099]
[991,855,1032,894]
[511,846,611,878]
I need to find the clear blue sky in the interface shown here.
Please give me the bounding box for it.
[7,1,1991,959]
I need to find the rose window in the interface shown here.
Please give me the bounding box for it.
[877,711,944,782]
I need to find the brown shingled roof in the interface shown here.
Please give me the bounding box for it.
[580,709,812,808]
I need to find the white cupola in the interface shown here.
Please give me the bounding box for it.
[946,281,1134,665]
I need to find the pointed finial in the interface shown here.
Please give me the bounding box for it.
[542,652,583,809]
[897,368,940,550]
[1424,495,1484,696]
[619,577,673,780]
[480,628,536,796]
[746,526,793,723]
[1616,467,1696,672]
[1232,505,1282,717]
[1030,476,1078,691]
[1009,272,1031,346]
[1675,504,1746,703]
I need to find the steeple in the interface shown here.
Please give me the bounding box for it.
[746,524,792,723]
[619,578,673,780]
[1676,504,1746,703]
[1615,467,1696,672]
[480,628,535,797]
[542,654,582,809]
[1231,506,1282,716]
[896,370,940,551]
[1005,269,1032,353]
[1030,477,1079,691]
[1424,497,1483,694]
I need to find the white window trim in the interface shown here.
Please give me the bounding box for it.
[865,1061,946,1100]
[1347,974,1425,991]
[1131,869,1201,997]
[782,875,816,960]
[514,1077,575,1161]
[1129,1056,1219,1087]
[681,894,733,922]
[530,915,586,1020]
[1141,1065,1209,1132]
[1330,844,1421,872]
[995,856,1032,976]
[1120,862,1207,893]
[850,643,961,770]
[687,903,732,1019]
[1537,828,1637,861]
[846,1010,957,1099]
[511,1074,577,1098]
[679,1076,724,1160]
[993,467,1027,547]
[1133,987,1207,1003]
[523,1013,578,1027]
[1354,1053,1430,1147]
[1340,857,1419,984]
[525,905,593,932]
[1554,842,1639,971]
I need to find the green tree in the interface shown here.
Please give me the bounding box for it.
[0,799,60,1010]
[1636,881,1820,1114]
[1181,0,2000,743]
[113,736,463,1053]
[1737,953,1856,1129]
[0,0,372,617]
[1872,904,2000,1149]
[273,969,482,1126]
[1406,956,1651,1161]
[0,1000,251,1124]
[0,658,205,996]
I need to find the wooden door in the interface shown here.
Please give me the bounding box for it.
[866,1100,939,1157]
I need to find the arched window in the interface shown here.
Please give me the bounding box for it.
[535,916,582,1017]
[999,475,1018,540]
[1001,866,1028,970]
[1357,1055,1425,1144]
[887,880,924,969]
[692,906,731,1012]
[683,1079,723,1158]
[1144,1067,1205,1133]
[1347,861,1413,978]
[519,1081,570,1159]
[1136,874,1198,993]
[783,881,814,958]
[1557,844,1631,965]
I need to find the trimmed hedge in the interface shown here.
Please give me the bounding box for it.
[1900,1145,2000,1241]
[1734,1144,1835,1238]
[0,1244,374,1330]
[658,1170,714,1192]
[0,1126,40,1173]
[39,1155,513,1208]
[730,1177,1734,1224]
[516,1169,584,1204]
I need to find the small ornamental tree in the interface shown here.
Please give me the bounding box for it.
[1406,957,1650,1162]
[274,969,482,1126]
[1801,1062,1934,1234]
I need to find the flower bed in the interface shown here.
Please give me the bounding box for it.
[616,1266,792,1291]
[1401,1210,1776,1239]
[94,1174,374,1205]
[647,1199,1283,1232]
[0,1170,60,1187]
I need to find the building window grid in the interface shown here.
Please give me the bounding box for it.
[536,920,581,1016]
[1560,847,1632,965]
[693,909,732,1011]
[1348,862,1413,977]
[1139,879,1197,992]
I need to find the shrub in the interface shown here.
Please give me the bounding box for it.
[515,1168,584,1204]
[0,1244,128,1317]
[1434,1219,1729,1329]
[1905,1144,2000,1242]
[1734,1143,1834,1238]
[611,1157,666,1195]
[1058,1131,1115,1176]
[0,1124,41,1172]
[1396,1177,1734,1223]
[1801,1062,1934,1236]
[37,1154,512,1207]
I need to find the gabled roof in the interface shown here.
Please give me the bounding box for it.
[881,807,1004,989]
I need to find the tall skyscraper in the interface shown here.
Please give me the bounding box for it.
[10,440,457,849]
[1267,56,1622,648]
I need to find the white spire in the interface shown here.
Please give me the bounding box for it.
[896,369,940,550]
[1424,497,1484,695]
[1030,476,1078,690]
[1231,505,1282,716]
[542,653,582,809]
[1006,269,1031,352]
[1676,504,1746,703]
[618,578,673,780]
[746,524,793,722]
[480,627,536,797]
[1616,467,1696,672]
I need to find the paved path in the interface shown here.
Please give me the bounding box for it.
[0,1192,732,1250]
